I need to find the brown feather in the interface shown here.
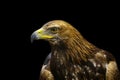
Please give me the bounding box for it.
[36,20,120,80]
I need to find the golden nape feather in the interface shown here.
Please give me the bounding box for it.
[31,20,120,80]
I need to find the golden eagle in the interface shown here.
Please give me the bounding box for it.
[31,20,120,80]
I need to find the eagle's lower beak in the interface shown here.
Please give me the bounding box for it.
[31,28,53,43]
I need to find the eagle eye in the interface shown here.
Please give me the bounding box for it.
[50,27,60,33]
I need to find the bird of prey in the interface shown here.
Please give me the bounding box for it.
[31,20,120,80]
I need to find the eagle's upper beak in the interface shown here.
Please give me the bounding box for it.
[31,28,53,43]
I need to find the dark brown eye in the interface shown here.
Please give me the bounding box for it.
[50,27,60,33]
[51,27,57,31]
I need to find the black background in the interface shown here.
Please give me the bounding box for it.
[3,1,120,80]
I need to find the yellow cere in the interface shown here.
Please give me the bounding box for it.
[36,28,53,39]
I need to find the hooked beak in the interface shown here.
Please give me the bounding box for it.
[31,28,53,43]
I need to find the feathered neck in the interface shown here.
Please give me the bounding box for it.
[51,27,100,62]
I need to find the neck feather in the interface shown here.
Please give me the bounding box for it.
[51,28,100,62]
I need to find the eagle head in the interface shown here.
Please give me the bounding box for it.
[31,20,78,45]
